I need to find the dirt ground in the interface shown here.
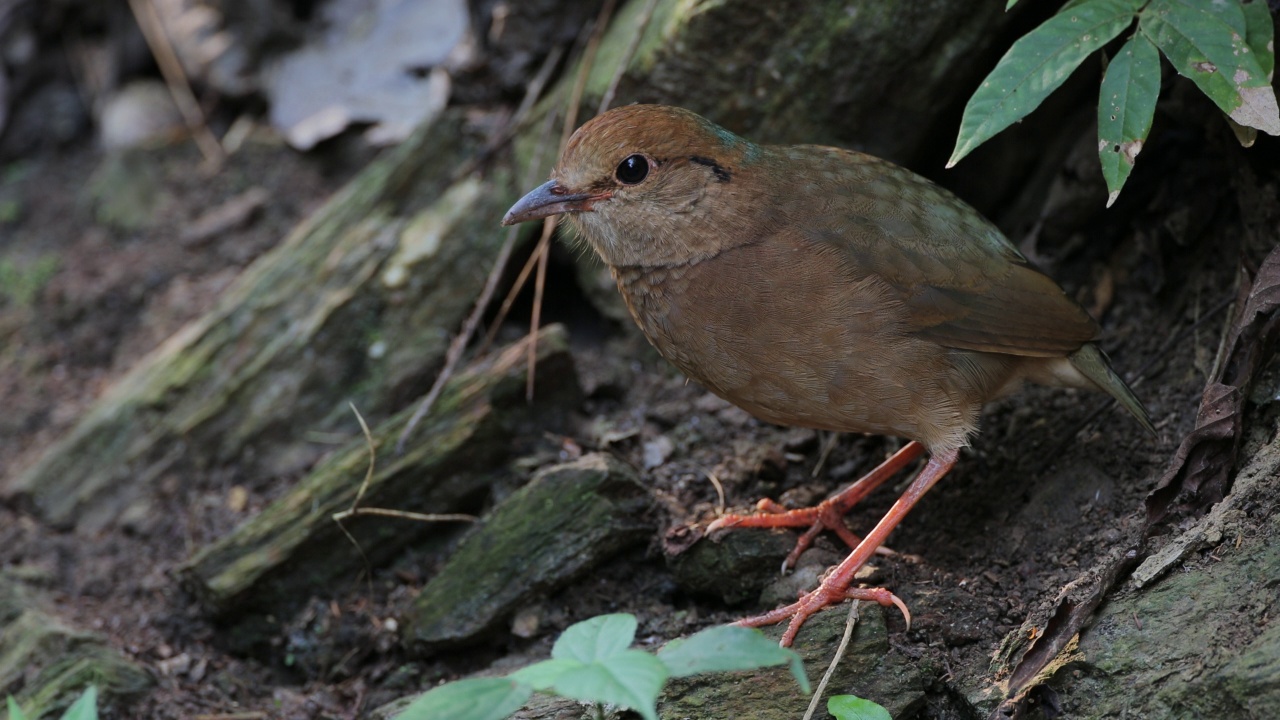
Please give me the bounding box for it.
[1,88,1276,719]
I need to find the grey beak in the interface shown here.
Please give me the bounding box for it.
[501,180,601,225]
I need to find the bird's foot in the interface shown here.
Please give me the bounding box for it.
[707,496,892,572]
[733,577,911,647]
[707,442,925,572]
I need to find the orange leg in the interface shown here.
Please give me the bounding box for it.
[707,441,926,570]
[734,447,958,647]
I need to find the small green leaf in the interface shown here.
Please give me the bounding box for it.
[552,613,637,663]
[7,696,28,720]
[1098,32,1161,206]
[551,650,668,720]
[509,659,583,690]
[1007,0,1021,10]
[828,694,893,720]
[60,686,98,720]
[1241,0,1275,80]
[657,625,811,694]
[1140,0,1280,134]
[950,0,1145,166]
[396,678,531,720]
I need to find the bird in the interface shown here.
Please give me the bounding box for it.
[501,104,1153,646]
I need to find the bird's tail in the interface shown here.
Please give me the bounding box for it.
[1068,344,1156,436]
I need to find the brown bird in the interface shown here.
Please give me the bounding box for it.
[502,104,1152,646]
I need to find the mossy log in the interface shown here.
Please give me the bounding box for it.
[178,326,580,619]
[405,453,655,650]
[0,575,153,720]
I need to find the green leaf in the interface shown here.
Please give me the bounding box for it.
[1098,32,1161,206]
[1241,0,1275,80]
[7,696,28,720]
[551,650,668,720]
[657,625,811,694]
[949,0,1145,166]
[1140,0,1280,134]
[828,694,893,720]
[1007,0,1021,10]
[396,678,532,720]
[509,659,583,690]
[60,686,97,720]
[551,613,637,663]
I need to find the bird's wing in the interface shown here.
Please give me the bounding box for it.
[795,150,1098,357]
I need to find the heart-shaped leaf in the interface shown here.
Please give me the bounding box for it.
[395,678,531,720]
[657,624,810,693]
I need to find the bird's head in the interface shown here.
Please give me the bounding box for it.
[502,105,764,267]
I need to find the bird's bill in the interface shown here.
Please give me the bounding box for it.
[501,180,607,225]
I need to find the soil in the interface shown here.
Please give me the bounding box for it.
[1,98,1276,719]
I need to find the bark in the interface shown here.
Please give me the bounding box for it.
[178,326,580,620]
[0,573,153,718]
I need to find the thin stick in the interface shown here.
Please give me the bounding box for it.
[336,507,478,524]
[480,211,555,354]
[528,224,553,401]
[705,470,726,514]
[394,52,564,454]
[125,0,224,168]
[524,0,617,398]
[811,431,841,478]
[597,0,661,115]
[802,600,861,720]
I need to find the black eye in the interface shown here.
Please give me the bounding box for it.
[615,154,650,185]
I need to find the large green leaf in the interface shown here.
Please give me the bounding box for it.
[1241,0,1275,80]
[6,696,28,720]
[1098,32,1161,206]
[508,659,583,690]
[1140,0,1280,134]
[551,613,637,663]
[59,688,98,720]
[396,678,532,720]
[657,625,810,693]
[949,0,1145,166]
[828,694,893,720]
[551,650,669,720]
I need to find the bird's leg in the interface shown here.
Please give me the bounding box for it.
[707,441,926,570]
[732,448,958,647]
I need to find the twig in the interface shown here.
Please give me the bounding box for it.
[705,470,726,514]
[441,43,566,189]
[332,403,379,595]
[125,0,225,169]
[336,507,478,524]
[811,431,842,478]
[524,0,617,400]
[597,0,661,115]
[802,600,861,720]
[394,47,565,453]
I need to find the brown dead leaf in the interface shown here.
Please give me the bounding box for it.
[1146,246,1280,524]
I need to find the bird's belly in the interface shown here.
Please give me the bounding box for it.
[613,254,981,448]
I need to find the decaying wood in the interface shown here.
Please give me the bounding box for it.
[0,573,153,718]
[178,326,580,617]
[405,453,655,649]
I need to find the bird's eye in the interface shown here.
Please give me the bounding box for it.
[615,154,650,185]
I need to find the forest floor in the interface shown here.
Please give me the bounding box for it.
[0,106,1273,719]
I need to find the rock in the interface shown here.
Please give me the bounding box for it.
[668,529,795,605]
[404,453,655,649]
